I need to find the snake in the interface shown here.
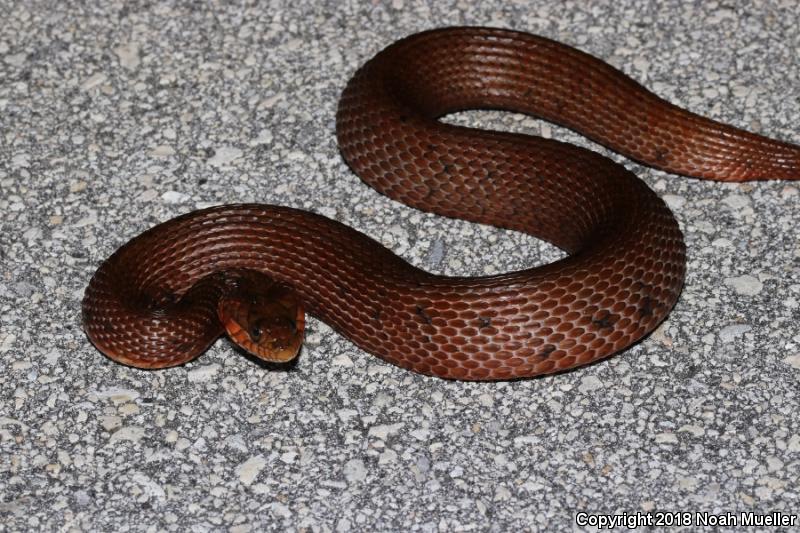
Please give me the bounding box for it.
[82,27,800,380]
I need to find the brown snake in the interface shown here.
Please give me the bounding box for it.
[82,27,800,380]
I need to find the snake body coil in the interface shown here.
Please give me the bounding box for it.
[83,27,800,380]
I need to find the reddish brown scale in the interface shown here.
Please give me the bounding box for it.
[83,27,799,380]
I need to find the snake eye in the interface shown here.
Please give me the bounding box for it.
[249,324,262,340]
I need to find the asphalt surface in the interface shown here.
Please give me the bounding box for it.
[1,1,799,531]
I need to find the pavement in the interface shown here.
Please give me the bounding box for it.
[1,0,799,531]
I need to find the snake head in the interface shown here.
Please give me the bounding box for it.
[218,274,305,363]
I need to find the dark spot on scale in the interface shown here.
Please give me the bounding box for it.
[478,317,491,329]
[540,344,556,358]
[638,296,654,318]
[592,311,616,330]
[415,305,432,325]
[654,148,669,163]
[372,308,382,322]
[337,283,351,297]
[427,143,438,151]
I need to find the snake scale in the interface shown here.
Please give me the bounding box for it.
[82,27,800,380]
